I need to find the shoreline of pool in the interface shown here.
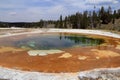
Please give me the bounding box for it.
[0,28,120,38]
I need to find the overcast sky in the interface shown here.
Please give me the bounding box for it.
[0,0,120,22]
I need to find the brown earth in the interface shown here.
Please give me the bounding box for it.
[0,33,120,73]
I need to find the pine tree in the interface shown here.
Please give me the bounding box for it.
[59,15,63,28]
[99,6,105,24]
[107,6,112,22]
[55,20,59,28]
[99,6,112,24]
[92,10,98,28]
[118,9,120,18]
[64,16,67,28]
[39,19,44,28]
[69,14,77,29]
[112,10,116,24]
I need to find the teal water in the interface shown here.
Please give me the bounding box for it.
[0,34,104,50]
[0,34,105,50]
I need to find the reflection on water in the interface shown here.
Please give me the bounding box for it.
[0,34,104,50]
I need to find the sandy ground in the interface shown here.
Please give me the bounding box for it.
[0,28,120,80]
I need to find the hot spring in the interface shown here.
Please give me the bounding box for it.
[0,31,119,73]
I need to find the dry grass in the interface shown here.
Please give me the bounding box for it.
[97,19,120,32]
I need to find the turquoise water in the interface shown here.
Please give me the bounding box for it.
[13,34,104,50]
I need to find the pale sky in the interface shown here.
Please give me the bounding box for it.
[0,0,120,22]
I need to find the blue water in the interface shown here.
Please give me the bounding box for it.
[12,34,104,50]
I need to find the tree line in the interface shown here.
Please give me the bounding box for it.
[0,6,120,30]
[0,20,56,28]
[55,6,120,30]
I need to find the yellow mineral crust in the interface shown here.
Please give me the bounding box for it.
[59,53,72,58]
[0,47,24,53]
[91,49,120,58]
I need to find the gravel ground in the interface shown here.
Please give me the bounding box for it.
[79,68,120,80]
[0,67,120,80]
